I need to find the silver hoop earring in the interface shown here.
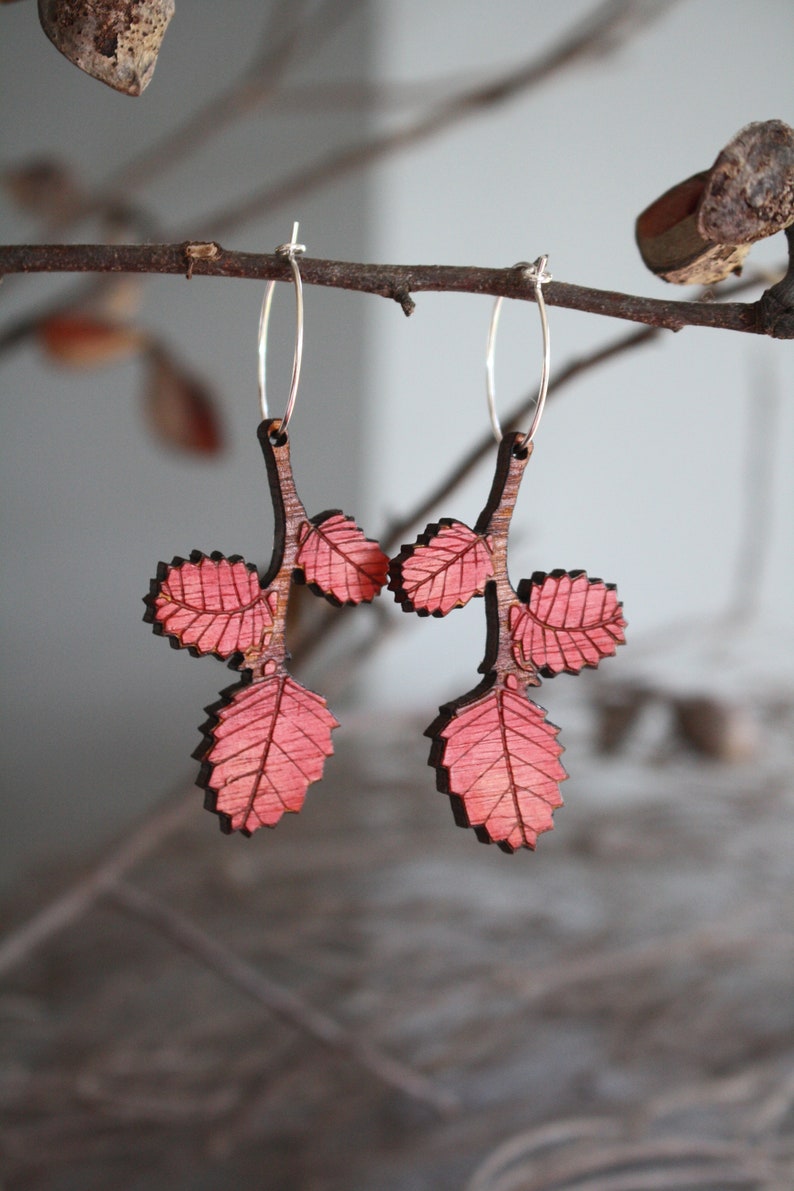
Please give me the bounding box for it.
[258,220,306,434]
[485,254,552,448]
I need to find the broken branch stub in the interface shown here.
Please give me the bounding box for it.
[38,0,175,96]
[636,120,794,285]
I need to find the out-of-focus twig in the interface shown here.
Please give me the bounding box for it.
[382,325,660,552]
[105,878,459,1117]
[49,0,363,230]
[0,781,195,980]
[196,0,681,239]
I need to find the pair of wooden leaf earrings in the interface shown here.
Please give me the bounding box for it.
[145,227,626,853]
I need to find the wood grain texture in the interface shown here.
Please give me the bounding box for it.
[511,570,627,676]
[388,519,494,615]
[147,553,275,660]
[297,512,388,606]
[428,675,566,853]
[197,674,338,835]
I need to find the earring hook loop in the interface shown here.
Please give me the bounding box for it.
[258,221,306,434]
[486,255,552,450]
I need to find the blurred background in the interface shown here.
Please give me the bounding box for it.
[1,3,793,1188]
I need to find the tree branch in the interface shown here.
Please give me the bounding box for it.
[40,0,676,241]
[0,241,788,337]
[0,780,196,980]
[105,878,459,1117]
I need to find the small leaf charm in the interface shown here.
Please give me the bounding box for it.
[198,674,339,835]
[390,432,626,852]
[388,519,493,615]
[429,677,566,852]
[510,570,627,675]
[146,553,274,660]
[296,512,388,605]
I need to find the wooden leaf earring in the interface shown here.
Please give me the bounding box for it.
[145,225,388,835]
[388,258,626,853]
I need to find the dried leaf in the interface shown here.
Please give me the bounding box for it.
[296,513,388,605]
[144,349,223,455]
[674,695,759,762]
[429,676,567,852]
[511,570,627,676]
[199,674,339,834]
[38,0,175,96]
[39,313,146,367]
[389,519,493,616]
[2,158,80,221]
[145,554,275,661]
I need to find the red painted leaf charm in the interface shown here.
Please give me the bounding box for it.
[147,553,275,660]
[389,519,494,616]
[296,512,388,604]
[146,421,389,837]
[390,434,627,851]
[510,570,627,676]
[199,673,339,834]
[429,676,567,852]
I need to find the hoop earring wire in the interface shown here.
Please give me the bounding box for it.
[258,221,306,433]
[486,255,552,450]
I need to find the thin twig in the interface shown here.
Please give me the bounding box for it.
[0,781,195,980]
[501,917,792,1005]
[382,324,659,552]
[0,244,783,337]
[193,0,680,239]
[50,0,363,230]
[105,877,459,1117]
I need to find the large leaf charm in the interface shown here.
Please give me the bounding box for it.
[429,677,566,852]
[388,519,493,615]
[198,674,338,834]
[510,570,626,675]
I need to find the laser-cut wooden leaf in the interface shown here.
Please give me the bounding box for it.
[430,677,567,852]
[146,554,275,660]
[296,512,389,605]
[389,519,493,616]
[199,674,339,834]
[510,570,627,676]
